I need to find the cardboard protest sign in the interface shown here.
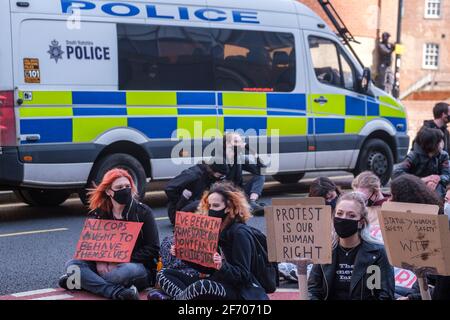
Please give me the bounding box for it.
[265,197,332,265]
[174,211,221,269]
[370,223,418,288]
[74,219,143,263]
[378,202,450,276]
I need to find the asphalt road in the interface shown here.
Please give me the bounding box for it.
[0,172,353,295]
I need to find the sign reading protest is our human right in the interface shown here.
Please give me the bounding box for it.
[174,211,222,269]
[378,202,450,276]
[265,197,332,264]
[74,219,143,263]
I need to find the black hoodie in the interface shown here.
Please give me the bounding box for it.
[165,164,219,224]
[92,200,160,272]
[392,143,450,186]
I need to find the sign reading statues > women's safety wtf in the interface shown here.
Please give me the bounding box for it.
[378,202,450,276]
[74,219,143,263]
[265,198,333,264]
[174,212,222,269]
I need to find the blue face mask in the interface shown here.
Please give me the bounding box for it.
[445,203,450,217]
[326,197,338,210]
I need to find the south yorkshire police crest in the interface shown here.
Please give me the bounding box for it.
[48,40,64,63]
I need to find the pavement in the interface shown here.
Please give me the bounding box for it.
[0,172,353,300]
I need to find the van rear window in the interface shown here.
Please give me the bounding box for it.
[118,24,296,92]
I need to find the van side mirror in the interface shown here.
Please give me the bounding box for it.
[359,68,371,93]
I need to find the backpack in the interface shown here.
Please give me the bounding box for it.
[239,225,279,294]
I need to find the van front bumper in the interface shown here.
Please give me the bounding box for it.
[0,147,24,189]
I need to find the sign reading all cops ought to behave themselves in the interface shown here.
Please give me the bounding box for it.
[265,198,333,264]
[74,219,143,263]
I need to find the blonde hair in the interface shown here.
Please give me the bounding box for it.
[333,192,383,247]
[197,181,252,223]
[352,171,381,194]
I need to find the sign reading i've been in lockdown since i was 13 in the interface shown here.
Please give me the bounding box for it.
[265,198,333,264]
[74,219,143,263]
[174,212,222,269]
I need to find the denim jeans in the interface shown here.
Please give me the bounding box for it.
[243,175,265,198]
[64,259,149,299]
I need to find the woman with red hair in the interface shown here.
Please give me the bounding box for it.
[59,168,160,300]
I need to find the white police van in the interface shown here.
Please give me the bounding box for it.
[0,0,409,206]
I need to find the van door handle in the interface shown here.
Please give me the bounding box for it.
[314,96,328,104]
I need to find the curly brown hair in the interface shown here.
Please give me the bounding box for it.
[390,174,444,214]
[197,181,252,223]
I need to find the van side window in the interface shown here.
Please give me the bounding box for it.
[118,24,214,91]
[308,36,356,91]
[118,24,295,92]
[211,29,296,92]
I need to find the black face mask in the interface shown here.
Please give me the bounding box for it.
[209,208,227,220]
[326,198,338,210]
[333,217,360,238]
[367,192,376,207]
[111,187,132,205]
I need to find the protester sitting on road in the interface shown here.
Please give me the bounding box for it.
[308,192,395,300]
[164,160,229,225]
[352,171,390,226]
[390,174,450,300]
[151,181,269,300]
[309,176,341,211]
[392,127,450,198]
[59,168,160,300]
[223,132,266,216]
[390,174,444,214]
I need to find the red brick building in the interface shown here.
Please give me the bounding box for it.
[299,0,450,138]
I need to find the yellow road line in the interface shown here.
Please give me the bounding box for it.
[0,228,68,238]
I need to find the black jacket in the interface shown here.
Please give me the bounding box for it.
[308,240,395,300]
[420,120,450,154]
[92,200,160,272]
[165,164,216,224]
[392,144,450,187]
[184,222,268,300]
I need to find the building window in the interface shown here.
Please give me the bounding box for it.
[423,43,440,69]
[425,0,441,18]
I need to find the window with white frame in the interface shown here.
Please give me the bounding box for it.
[423,43,440,69]
[425,0,441,18]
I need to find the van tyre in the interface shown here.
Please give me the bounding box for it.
[14,189,71,207]
[354,139,394,186]
[272,172,305,184]
[79,153,147,206]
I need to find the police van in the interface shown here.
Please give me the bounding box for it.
[0,0,409,206]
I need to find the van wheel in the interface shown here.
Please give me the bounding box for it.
[272,173,305,184]
[14,189,71,207]
[79,153,147,206]
[354,139,393,186]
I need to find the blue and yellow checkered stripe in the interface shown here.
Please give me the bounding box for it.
[17,91,406,144]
